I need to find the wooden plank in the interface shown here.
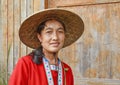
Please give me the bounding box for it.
[33,0,41,13]
[45,0,48,9]
[0,0,3,65]
[78,3,120,79]
[0,0,8,83]
[75,41,83,78]
[48,0,57,8]
[0,0,3,83]
[40,0,45,10]
[75,78,120,85]
[26,0,34,54]
[13,0,20,65]
[20,0,27,57]
[48,0,120,8]
[108,3,120,79]
[59,44,76,77]
[7,0,14,78]
[26,0,34,16]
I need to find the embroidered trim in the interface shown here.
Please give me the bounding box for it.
[50,65,59,71]
[43,57,63,85]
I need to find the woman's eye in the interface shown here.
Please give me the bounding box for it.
[46,31,52,33]
[58,30,64,33]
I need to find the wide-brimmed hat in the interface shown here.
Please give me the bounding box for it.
[19,8,84,49]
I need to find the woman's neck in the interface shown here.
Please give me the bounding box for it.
[43,48,58,65]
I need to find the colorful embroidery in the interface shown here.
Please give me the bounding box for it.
[43,57,63,85]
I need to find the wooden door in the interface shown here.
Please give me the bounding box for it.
[47,0,120,85]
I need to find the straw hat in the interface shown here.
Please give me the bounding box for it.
[19,8,84,49]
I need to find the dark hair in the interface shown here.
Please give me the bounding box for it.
[29,47,43,64]
[30,19,66,64]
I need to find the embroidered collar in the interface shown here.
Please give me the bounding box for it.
[50,65,59,71]
[43,57,63,85]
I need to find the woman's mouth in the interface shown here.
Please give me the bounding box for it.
[50,42,60,47]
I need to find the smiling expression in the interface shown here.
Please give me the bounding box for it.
[37,19,65,53]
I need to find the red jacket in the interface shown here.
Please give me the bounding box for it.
[9,55,74,85]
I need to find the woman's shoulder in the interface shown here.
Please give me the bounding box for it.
[61,61,72,71]
[17,54,33,65]
[21,54,32,60]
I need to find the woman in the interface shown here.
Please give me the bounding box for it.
[9,8,84,85]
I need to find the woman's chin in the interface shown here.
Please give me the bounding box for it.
[48,47,62,53]
[49,49,60,53]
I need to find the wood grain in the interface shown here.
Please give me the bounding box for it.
[48,0,120,8]
[0,0,8,82]
[0,0,44,84]
[0,0,120,84]
[26,0,34,54]
[7,0,14,79]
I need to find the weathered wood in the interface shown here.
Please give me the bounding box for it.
[0,0,45,84]
[45,0,48,9]
[0,0,120,85]
[40,0,45,10]
[7,0,14,78]
[48,0,120,8]
[0,0,8,84]
[34,0,41,13]
[26,0,34,54]
[20,0,27,57]
[13,0,20,65]
[48,0,120,84]
[75,78,120,85]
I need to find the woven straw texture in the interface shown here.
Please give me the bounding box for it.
[19,8,84,49]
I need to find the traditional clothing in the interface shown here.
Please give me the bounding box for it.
[8,55,74,85]
[9,8,84,85]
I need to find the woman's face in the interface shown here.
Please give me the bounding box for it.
[37,19,65,53]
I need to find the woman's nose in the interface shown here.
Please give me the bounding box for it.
[52,32,58,40]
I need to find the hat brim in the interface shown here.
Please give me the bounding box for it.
[19,8,84,49]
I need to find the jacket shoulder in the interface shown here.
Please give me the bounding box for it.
[62,62,72,71]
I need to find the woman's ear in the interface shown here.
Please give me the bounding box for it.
[37,33,42,43]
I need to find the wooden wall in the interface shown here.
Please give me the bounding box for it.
[48,0,120,85]
[0,0,120,85]
[0,0,44,84]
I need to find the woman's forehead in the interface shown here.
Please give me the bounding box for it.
[44,20,64,29]
[45,19,63,25]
